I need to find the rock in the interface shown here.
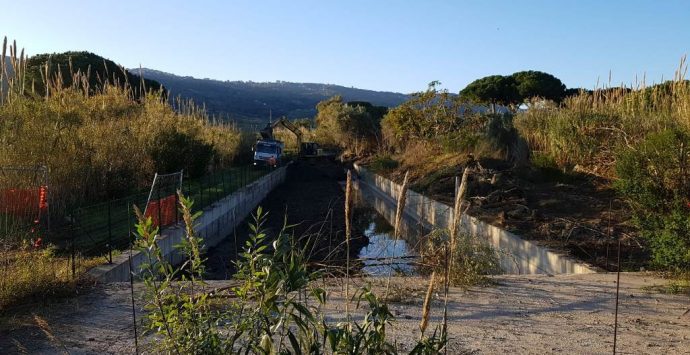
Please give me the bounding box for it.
[491,173,502,185]
[507,205,531,219]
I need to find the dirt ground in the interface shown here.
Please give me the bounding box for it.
[381,159,643,272]
[1,273,688,354]
[2,160,685,354]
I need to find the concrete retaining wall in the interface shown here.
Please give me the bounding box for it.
[353,164,596,275]
[88,166,288,282]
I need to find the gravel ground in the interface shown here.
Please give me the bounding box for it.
[1,273,688,354]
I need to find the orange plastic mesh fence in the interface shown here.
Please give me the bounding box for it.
[0,186,48,217]
[144,194,177,228]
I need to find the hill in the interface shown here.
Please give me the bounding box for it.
[136,68,409,127]
[24,52,164,97]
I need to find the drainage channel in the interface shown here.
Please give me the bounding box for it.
[203,159,425,280]
[356,207,418,276]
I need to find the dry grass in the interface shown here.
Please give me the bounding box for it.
[0,247,101,310]
[515,57,690,177]
[0,38,242,213]
[388,141,467,184]
[0,38,243,310]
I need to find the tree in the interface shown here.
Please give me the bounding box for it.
[511,70,566,102]
[382,83,464,147]
[460,71,568,106]
[563,87,586,98]
[459,75,520,106]
[313,96,382,154]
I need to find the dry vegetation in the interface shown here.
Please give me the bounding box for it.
[515,57,690,177]
[309,59,690,274]
[0,38,242,212]
[514,58,690,271]
[0,247,101,310]
[0,38,243,309]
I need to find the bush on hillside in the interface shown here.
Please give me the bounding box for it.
[369,154,399,172]
[24,51,164,97]
[381,84,527,164]
[515,77,690,176]
[616,129,690,270]
[381,84,465,149]
[313,96,384,155]
[149,130,214,178]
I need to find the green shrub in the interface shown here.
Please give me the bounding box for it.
[381,84,463,149]
[149,130,214,178]
[369,155,399,172]
[381,84,528,163]
[136,201,448,353]
[423,229,501,288]
[527,152,579,183]
[482,113,529,164]
[438,131,480,153]
[515,78,690,176]
[616,129,690,270]
[313,96,385,155]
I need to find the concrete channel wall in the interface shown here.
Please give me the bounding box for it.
[88,166,288,282]
[353,164,596,275]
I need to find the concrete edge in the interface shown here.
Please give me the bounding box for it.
[352,163,598,275]
[87,165,290,282]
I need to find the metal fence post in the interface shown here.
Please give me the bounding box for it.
[221,170,227,196]
[175,189,180,225]
[70,220,76,279]
[127,199,133,246]
[186,175,191,198]
[157,183,162,230]
[199,177,204,209]
[211,172,217,203]
[107,200,113,263]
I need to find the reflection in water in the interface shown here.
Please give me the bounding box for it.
[358,215,417,276]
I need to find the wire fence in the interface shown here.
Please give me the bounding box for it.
[55,165,271,263]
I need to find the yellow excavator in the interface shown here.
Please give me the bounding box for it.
[258,117,321,157]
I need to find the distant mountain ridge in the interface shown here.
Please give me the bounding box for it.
[136,68,409,127]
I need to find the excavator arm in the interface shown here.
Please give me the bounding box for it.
[260,117,303,151]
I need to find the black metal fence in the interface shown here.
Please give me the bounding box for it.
[58,165,271,263]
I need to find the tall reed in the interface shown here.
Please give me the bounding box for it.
[515,56,690,177]
[344,169,352,320]
[385,171,409,299]
[0,37,242,214]
[419,271,435,338]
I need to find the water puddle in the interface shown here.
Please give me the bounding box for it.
[356,210,418,276]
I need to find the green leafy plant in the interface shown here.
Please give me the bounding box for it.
[423,229,500,288]
[148,129,214,178]
[136,195,449,354]
[616,129,690,270]
[369,155,400,172]
[135,192,222,353]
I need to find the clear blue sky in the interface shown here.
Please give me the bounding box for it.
[2,0,689,93]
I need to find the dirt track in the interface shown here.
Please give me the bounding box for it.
[1,273,688,354]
